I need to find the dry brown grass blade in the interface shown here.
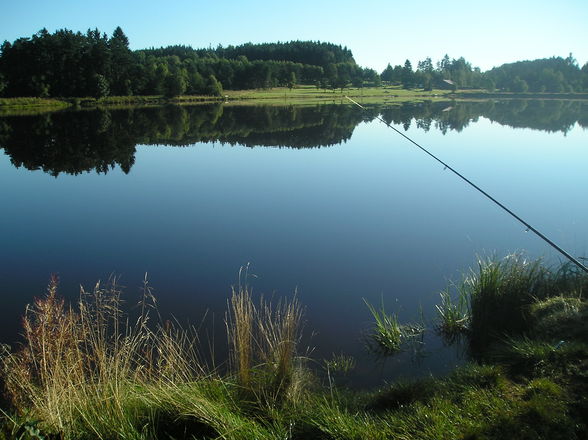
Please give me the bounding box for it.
[1,275,205,435]
[226,276,304,406]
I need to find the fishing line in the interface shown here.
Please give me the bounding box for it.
[345,96,588,274]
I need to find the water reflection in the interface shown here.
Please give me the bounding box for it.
[378,99,588,134]
[0,104,364,176]
[0,100,586,177]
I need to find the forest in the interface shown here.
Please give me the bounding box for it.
[0,27,587,98]
[0,27,377,98]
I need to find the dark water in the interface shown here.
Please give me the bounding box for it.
[1,100,587,386]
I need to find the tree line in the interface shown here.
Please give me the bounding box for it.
[485,54,587,93]
[380,54,588,92]
[381,55,489,90]
[0,27,224,98]
[0,27,587,98]
[0,28,381,98]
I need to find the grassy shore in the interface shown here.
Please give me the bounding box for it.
[1,256,586,439]
[0,86,454,115]
[223,85,456,105]
[0,97,71,116]
[2,86,588,115]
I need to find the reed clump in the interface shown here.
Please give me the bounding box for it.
[468,255,550,350]
[226,283,305,407]
[435,254,588,357]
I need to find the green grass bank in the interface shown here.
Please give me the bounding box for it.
[1,255,587,439]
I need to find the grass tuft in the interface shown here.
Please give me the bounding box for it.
[434,254,588,357]
[324,353,356,374]
[529,295,588,341]
[226,274,305,409]
[364,299,424,357]
[435,287,470,342]
[467,255,548,352]
[364,299,403,355]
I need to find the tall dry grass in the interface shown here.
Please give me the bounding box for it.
[1,275,204,438]
[1,271,305,437]
[226,281,304,406]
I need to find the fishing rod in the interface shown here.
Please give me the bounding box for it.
[345,96,588,274]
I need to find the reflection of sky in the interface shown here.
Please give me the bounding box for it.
[1,115,587,385]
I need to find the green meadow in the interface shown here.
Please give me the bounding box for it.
[3,86,588,116]
[0,86,467,115]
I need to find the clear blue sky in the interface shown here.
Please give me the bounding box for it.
[1,0,586,72]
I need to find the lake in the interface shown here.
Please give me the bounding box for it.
[1,100,587,386]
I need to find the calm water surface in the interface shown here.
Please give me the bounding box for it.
[1,101,587,385]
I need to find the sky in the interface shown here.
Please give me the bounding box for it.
[1,0,587,73]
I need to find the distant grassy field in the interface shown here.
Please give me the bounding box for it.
[2,85,587,115]
[223,85,455,104]
[0,86,455,114]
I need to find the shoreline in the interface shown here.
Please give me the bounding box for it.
[2,86,588,115]
[1,257,586,439]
